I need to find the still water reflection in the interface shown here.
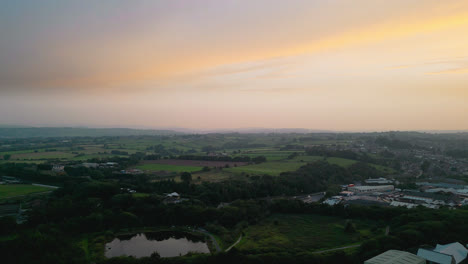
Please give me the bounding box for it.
[105,232,210,258]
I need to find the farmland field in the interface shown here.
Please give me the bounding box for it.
[236,150,304,161]
[237,214,378,253]
[175,170,244,183]
[293,155,357,166]
[70,154,128,161]
[135,163,203,173]
[0,184,55,199]
[225,161,306,176]
[10,151,76,160]
[294,156,395,173]
[137,159,252,174]
[141,159,249,168]
[206,154,395,178]
[0,160,44,164]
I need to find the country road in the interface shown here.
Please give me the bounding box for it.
[312,244,361,254]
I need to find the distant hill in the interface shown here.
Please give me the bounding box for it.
[2,126,464,138]
[0,127,180,138]
[188,128,335,134]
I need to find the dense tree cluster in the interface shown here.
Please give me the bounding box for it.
[4,187,468,264]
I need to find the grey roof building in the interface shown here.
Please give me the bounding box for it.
[365,250,426,264]
[417,248,453,264]
[417,242,468,264]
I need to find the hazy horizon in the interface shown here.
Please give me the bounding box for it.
[1,0,468,131]
[1,123,468,134]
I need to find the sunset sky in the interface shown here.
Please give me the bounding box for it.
[1,0,468,131]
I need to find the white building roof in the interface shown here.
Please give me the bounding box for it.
[322,198,340,206]
[349,185,394,192]
[435,242,468,264]
[417,248,453,264]
[390,201,417,209]
[366,250,426,264]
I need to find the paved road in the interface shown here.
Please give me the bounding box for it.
[197,228,221,253]
[226,235,242,252]
[312,244,361,254]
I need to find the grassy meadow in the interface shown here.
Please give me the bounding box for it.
[225,161,306,176]
[136,163,203,173]
[293,155,395,173]
[0,184,55,199]
[237,214,379,253]
[235,150,304,161]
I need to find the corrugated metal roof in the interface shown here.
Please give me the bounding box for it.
[417,248,453,264]
[435,242,468,264]
[365,250,426,264]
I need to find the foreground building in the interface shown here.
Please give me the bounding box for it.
[417,242,468,264]
[365,250,426,264]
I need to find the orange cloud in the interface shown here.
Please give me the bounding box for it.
[3,2,468,93]
[115,9,468,87]
[426,67,468,75]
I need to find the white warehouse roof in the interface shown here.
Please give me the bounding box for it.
[365,250,426,264]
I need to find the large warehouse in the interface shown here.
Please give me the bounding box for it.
[348,185,394,193]
[365,250,426,264]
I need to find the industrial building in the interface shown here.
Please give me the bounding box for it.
[365,177,393,184]
[348,185,394,193]
[365,250,426,264]
[417,242,468,264]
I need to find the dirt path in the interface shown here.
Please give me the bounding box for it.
[226,235,242,252]
[312,244,361,254]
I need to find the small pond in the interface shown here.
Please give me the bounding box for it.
[105,231,210,258]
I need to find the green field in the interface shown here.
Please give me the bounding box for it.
[135,163,203,172]
[237,214,377,253]
[293,155,357,166]
[0,184,54,199]
[0,160,44,164]
[148,154,396,179]
[236,150,304,161]
[13,152,75,160]
[70,154,129,161]
[294,156,395,173]
[173,170,246,183]
[225,161,305,176]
